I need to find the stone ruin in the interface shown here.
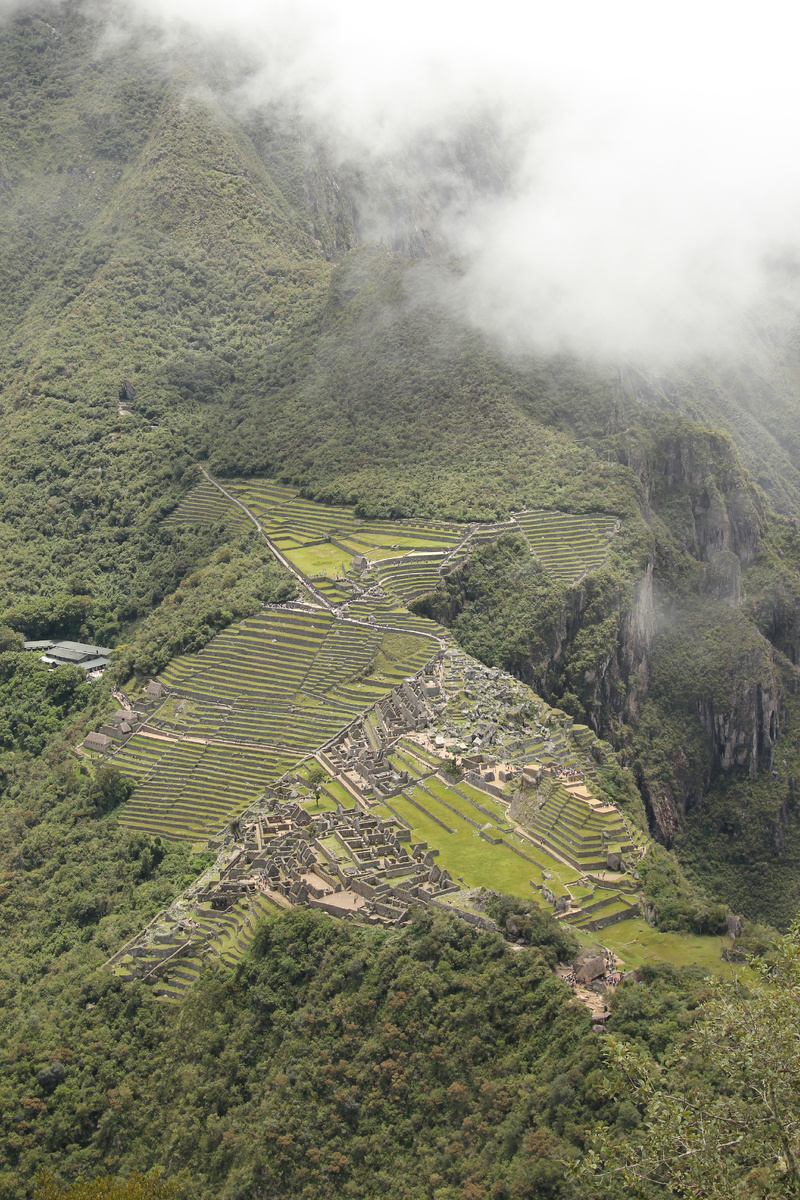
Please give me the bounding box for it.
[318,662,443,798]
[108,645,646,998]
[197,798,462,926]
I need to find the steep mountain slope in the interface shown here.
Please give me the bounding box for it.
[4,1,800,930]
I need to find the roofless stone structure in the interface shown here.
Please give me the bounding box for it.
[196,798,461,924]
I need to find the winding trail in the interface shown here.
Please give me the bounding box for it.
[197,465,334,611]
[197,465,445,647]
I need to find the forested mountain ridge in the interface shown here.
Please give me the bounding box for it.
[2,3,800,1195]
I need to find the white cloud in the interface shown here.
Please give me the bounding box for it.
[16,0,800,360]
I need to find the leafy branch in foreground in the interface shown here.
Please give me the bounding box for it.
[579,922,800,1198]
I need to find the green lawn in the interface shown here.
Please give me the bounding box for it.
[584,917,737,975]
[500,828,584,880]
[390,750,427,777]
[446,780,510,823]
[388,793,546,893]
[300,793,339,813]
[373,803,401,822]
[399,738,443,767]
[322,780,357,805]
[284,543,353,577]
[374,631,431,676]
[344,533,454,550]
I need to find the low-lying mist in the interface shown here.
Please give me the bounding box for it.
[6,0,800,364]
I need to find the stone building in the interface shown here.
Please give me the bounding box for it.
[84,731,112,752]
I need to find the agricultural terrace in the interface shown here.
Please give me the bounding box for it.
[117,480,621,844]
[511,510,618,583]
[161,479,251,534]
[215,477,619,590]
[115,610,433,841]
[222,479,471,604]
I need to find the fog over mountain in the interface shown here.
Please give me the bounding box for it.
[5,7,800,1194]
[35,0,794,361]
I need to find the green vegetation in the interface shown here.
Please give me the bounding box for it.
[3,5,800,1196]
[637,842,729,936]
[34,1174,178,1200]
[481,892,579,961]
[1,882,768,1200]
[587,918,732,974]
[0,649,101,756]
[0,904,625,1198]
[112,536,296,679]
[413,535,593,698]
[587,921,800,1198]
[0,653,213,1193]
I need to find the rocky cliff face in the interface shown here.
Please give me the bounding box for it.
[703,550,742,607]
[744,557,800,666]
[696,645,779,777]
[551,557,655,737]
[635,614,781,845]
[623,424,764,565]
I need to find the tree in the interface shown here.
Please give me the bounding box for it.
[0,624,23,652]
[442,755,462,781]
[85,764,135,814]
[580,921,800,1197]
[306,761,328,807]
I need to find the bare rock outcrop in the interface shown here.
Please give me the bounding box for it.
[696,644,779,777]
[703,550,742,608]
[624,425,764,565]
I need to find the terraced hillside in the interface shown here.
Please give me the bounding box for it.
[168,476,619,591]
[528,782,632,871]
[224,480,465,564]
[511,510,618,583]
[162,480,250,533]
[346,594,448,639]
[380,761,638,933]
[371,553,448,604]
[111,481,621,849]
[113,738,297,842]
[110,890,288,1001]
[114,609,434,840]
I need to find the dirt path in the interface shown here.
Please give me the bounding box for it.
[196,465,334,612]
[197,466,444,646]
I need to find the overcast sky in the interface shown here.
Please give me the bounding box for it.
[10,0,800,361]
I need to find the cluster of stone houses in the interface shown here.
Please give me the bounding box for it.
[197,799,460,925]
[82,679,165,754]
[319,663,442,786]
[84,708,146,753]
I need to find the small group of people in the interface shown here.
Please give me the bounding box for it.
[556,767,583,782]
[600,950,624,986]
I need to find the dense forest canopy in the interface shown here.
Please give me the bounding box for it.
[2,2,800,1196]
